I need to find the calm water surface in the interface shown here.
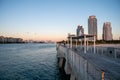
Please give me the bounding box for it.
[0,44,61,80]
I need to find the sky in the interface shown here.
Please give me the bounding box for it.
[0,0,120,41]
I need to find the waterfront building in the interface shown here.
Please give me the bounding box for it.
[0,36,4,43]
[88,15,97,40]
[76,25,84,36]
[0,36,23,43]
[103,22,113,40]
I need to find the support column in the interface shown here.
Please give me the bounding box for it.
[86,40,88,51]
[58,58,64,68]
[65,62,71,75]
[68,38,70,48]
[70,37,72,48]
[68,33,70,48]
[93,36,96,54]
[65,49,71,75]
[81,39,82,46]
[84,35,86,54]
[75,39,77,48]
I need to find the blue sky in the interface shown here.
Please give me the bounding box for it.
[0,0,120,41]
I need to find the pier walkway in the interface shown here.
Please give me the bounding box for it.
[56,34,120,80]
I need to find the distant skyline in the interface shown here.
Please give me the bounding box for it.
[0,0,120,41]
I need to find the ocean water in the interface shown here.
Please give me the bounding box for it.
[0,43,61,80]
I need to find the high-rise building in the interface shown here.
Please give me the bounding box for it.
[76,25,84,36]
[88,15,97,40]
[103,22,113,40]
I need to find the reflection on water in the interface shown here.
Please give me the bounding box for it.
[0,44,61,80]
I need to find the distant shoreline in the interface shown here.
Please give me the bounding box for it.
[0,42,55,44]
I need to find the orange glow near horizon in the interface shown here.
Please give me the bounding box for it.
[1,33,120,42]
[0,33,67,42]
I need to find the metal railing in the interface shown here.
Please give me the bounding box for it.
[57,45,119,80]
[58,45,102,80]
[87,46,120,59]
[73,45,120,59]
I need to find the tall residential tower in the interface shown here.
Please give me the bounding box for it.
[103,22,113,40]
[76,25,84,36]
[88,15,97,40]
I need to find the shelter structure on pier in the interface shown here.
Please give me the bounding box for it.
[67,34,96,54]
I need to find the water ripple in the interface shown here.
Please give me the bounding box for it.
[0,44,61,80]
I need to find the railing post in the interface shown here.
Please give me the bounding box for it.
[76,39,77,48]
[84,60,88,80]
[84,35,86,54]
[86,40,88,52]
[90,47,92,53]
[93,35,96,54]
[70,37,72,48]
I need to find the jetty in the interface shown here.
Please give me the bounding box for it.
[56,34,120,80]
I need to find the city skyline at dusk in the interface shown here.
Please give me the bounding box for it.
[0,0,120,41]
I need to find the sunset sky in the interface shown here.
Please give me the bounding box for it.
[0,0,120,41]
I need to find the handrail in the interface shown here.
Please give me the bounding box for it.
[57,45,120,80]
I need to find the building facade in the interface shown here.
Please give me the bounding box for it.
[103,22,113,40]
[76,25,84,37]
[0,36,4,43]
[88,15,97,40]
[0,36,23,43]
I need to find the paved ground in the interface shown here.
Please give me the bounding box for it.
[74,49,120,80]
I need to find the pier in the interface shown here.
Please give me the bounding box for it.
[56,34,120,80]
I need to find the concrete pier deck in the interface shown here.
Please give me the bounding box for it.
[57,45,120,80]
[74,48,120,80]
[57,34,120,80]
